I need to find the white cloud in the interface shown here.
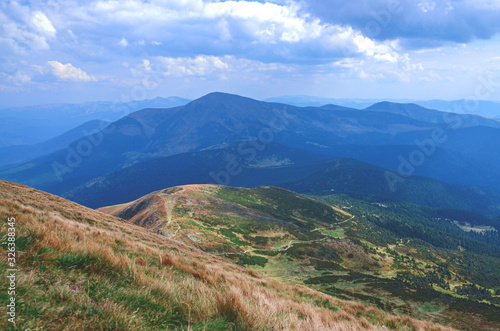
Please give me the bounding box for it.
[78,0,397,62]
[12,71,32,85]
[417,0,437,13]
[47,61,96,82]
[1,0,498,103]
[31,11,57,37]
[68,29,77,43]
[153,55,230,77]
[118,37,128,47]
[3,23,50,51]
[0,6,57,54]
[203,1,323,43]
[130,55,291,80]
[0,63,48,86]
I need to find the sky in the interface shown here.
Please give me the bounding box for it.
[1,0,500,107]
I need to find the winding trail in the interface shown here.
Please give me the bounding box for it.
[157,188,185,239]
[310,215,355,232]
[152,197,355,256]
[211,206,356,256]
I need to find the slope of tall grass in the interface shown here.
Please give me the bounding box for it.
[0,180,455,330]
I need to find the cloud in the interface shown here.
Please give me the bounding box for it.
[1,0,499,105]
[301,0,500,47]
[0,0,414,66]
[158,55,230,76]
[118,37,128,47]
[0,5,57,54]
[31,11,57,38]
[417,0,436,13]
[132,55,291,79]
[0,63,48,87]
[13,71,32,84]
[72,0,399,64]
[47,61,97,82]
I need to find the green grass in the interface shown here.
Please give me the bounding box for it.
[416,302,445,315]
[321,228,346,239]
[235,254,268,267]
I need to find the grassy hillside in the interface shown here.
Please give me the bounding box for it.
[100,184,500,330]
[0,180,456,330]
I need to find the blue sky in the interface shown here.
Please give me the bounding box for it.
[1,0,500,107]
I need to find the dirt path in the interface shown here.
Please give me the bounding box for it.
[157,188,185,239]
[212,212,356,256]
[310,215,354,232]
[330,205,353,217]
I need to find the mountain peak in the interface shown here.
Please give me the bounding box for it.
[191,92,258,104]
[182,92,274,119]
[366,101,428,111]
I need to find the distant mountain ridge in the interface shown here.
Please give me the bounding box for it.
[64,142,500,215]
[417,99,500,119]
[366,101,500,129]
[266,95,500,119]
[2,92,500,207]
[0,120,110,167]
[0,96,191,147]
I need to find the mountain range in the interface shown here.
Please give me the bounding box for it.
[2,92,500,214]
[62,143,500,215]
[0,120,110,167]
[266,95,500,119]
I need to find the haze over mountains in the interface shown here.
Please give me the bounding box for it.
[0,120,110,166]
[65,144,500,214]
[2,92,500,213]
[0,96,190,147]
[267,96,500,119]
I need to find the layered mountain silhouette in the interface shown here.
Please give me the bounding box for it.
[2,92,500,211]
[366,101,500,128]
[0,120,110,166]
[0,96,190,147]
[64,142,500,214]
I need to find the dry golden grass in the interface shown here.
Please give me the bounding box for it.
[0,180,456,330]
